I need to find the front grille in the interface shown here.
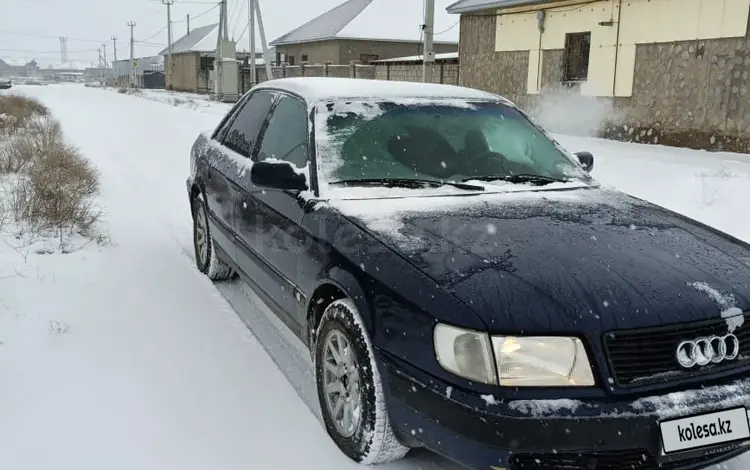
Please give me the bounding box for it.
[603,313,750,387]
[509,448,728,469]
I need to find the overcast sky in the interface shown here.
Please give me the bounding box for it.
[2,0,357,67]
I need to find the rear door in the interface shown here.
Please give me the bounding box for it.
[196,97,251,263]
[235,92,311,331]
[204,90,274,265]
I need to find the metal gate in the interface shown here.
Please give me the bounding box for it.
[143,71,165,89]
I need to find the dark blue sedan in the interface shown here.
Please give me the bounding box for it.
[186,77,750,470]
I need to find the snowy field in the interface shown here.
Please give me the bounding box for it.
[0,83,748,470]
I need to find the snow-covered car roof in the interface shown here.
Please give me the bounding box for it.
[252,77,509,105]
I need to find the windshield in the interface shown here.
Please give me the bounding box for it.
[314,99,589,193]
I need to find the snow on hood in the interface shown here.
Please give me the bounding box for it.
[688,281,745,332]
[323,183,598,250]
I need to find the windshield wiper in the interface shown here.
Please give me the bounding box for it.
[330,178,485,191]
[463,174,569,186]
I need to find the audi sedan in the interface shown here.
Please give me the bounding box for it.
[186,77,750,470]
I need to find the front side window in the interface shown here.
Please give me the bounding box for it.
[257,95,309,168]
[314,99,588,192]
[222,90,274,157]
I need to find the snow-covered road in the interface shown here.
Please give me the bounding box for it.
[0,84,748,470]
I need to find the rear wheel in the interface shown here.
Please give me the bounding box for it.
[192,193,234,281]
[314,299,409,465]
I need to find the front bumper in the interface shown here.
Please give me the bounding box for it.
[379,352,750,470]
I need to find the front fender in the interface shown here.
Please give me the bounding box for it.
[311,267,373,335]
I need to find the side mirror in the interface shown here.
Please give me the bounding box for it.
[250,161,308,191]
[575,151,594,173]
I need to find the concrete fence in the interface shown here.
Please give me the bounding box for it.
[194,61,460,96]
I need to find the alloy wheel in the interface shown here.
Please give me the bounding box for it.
[194,204,208,266]
[322,329,362,438]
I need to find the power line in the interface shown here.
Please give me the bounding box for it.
[0,29,105,44]
[434,20,459,36]
[134,40,167,46]
[145,0,217,3]
[0,47,98,54]
[227,0,240,23]
[171,2,219,24]
[190,2,221,20]
[235,20,248,43]
[231,0,246,38]
[139,25,167,42]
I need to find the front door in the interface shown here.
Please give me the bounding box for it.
[234,92,311,332]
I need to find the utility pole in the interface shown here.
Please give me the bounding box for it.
[254,0,273,82]
[163,0,174,89]
[111,36,118,83]
[214,0,227,97]
[128,21,136,86]
[98,47,103,83]
[101,43,107,84]
[187,14,190,34]
[59,36,68,65]
[421,0,435,83]
[248,0,256,86]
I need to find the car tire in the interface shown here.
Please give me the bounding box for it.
[192,193,234,281]
[314,298,409,465]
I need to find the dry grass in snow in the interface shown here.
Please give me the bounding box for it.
[0,94,105,252]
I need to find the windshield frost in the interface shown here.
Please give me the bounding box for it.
[314,99,588,194]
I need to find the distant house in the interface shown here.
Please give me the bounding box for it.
[113,56,164,78]
[270,0,459,65]
[0,58,39,77]
[447,0,750,152]
[38,62,88,81]
[159,23,274,92]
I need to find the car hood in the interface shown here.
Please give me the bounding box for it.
[330,187,750,333]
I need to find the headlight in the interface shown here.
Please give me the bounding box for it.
[492,336,595,387]
[434,324,497,385]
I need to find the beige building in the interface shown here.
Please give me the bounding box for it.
[161,24,271,93]
[448,0,750,152]
[271,0,459,65]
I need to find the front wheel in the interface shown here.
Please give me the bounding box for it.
[192,193,234,281]
[314,299,409,465]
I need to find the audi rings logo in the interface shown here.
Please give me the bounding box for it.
[675,334,741,368]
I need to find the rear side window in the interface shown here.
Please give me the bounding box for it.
[222,91,274,157]
[212,96,248,141]
[257,95,309,168]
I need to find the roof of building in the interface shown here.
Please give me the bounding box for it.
[372,51,459,63]
[160,23,219,55]
[45,61,89,70]
[254,77,502,103]
[114,55,164,65]
[446,0,554,14]
[1,58,30,67]
[162,24,279,57]
[271,0,460,46]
